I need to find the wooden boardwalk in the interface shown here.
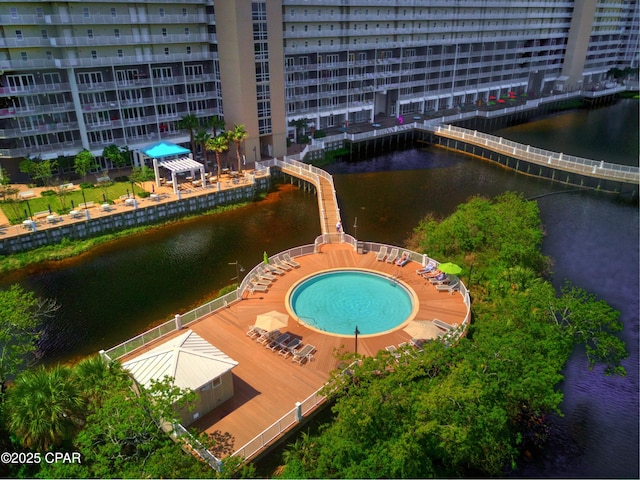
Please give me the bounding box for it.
[122,243,467,459]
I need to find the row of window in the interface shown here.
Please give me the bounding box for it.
[16,46,195,62]
[14,27,193,40]
[8,6,192,18]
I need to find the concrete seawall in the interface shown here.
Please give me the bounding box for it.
[0,177,270,255]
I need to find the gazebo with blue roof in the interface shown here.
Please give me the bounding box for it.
[137,141,206,194]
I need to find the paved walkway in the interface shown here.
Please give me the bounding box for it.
[0,170,259,239]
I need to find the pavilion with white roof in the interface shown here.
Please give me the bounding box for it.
[137,141,206,194]
[122,329,238,426]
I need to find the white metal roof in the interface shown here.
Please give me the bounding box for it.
[158,156,204,174]
[122,330,238,391]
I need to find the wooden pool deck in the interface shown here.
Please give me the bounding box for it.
[122,242,467,459]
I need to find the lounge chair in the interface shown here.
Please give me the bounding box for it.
[267,333,291,351]
[258,329,280,345]
[432,319,454,331]
[396,251,410,266]
[264,264,286,275]
[248,282,269,294]
[283,253,300,268]
[429,274,449,284]
[376,246,388,261]
[273,257,292,271]
[292,344,316,365]
[385,345,402,361]
[246,325,266,339]
[416,261,436,275]
[257,268,277,281]
[278,338,302,358]
[251,276,271,286]
[386,248,399,263]
[436,279,459,294]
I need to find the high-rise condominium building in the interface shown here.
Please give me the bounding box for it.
[0,1,637,176]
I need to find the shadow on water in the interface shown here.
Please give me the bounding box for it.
[0,184,321,365]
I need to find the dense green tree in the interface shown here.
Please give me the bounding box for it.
[19,156,57,187]
[5,365,83,450]
[0,168,18,201]
[129,165,155,193]
[0,285,58,394]
[37,373,215,479]
[102,144,130,170]
[277,192,627,479]
[73,150,97,182]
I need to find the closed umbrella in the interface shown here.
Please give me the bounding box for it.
[263,251,269,264]
[403,320,443,340]
[437,262,462,275]
[255,310,289,332]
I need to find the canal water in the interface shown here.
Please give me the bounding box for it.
[1,99,637,477]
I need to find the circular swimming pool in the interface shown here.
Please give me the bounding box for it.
[287,269,416,336]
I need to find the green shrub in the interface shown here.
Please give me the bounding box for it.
[313,130,326,139]
[114,176,129,183]
[40,190,56,196]
[79,182,94,189]
[137,191,151,198]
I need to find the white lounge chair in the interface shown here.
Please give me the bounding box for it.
[429,274,449,285]
[278,338,302,358]
[251,276,271,286]
[437,279,460,294]
[274,257,292,271]
[386,248,399,263]
[264,264,285,275]
[432,319,454,331]
[245,325,266,338]
[257,268,277,281]
[416,260,436,275]
[292,344,316,365]
[283,253,300,268]
[376,246,388,261]
[248,282,269,294]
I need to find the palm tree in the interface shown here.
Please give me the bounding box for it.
[206,134,229,181]
[229,124,248,173]
[5,364,84,450]
[73,355,130,411]
[177,114,200,159]
[207,114,226,138]
[194,130,212,172]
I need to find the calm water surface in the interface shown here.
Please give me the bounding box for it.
[1,100,638,477]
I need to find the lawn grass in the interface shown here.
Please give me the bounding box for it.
[1,182,146,224]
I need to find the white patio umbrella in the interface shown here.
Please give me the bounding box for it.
[255,310,289,332]
[403,320,444,340]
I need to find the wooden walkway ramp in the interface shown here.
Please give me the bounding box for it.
[260,159,341,237]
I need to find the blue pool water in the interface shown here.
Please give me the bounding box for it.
[288,270,414,335]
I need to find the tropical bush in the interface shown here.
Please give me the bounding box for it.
[275,192,626,478]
